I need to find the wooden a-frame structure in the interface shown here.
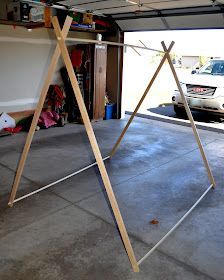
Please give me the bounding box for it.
[7,16,216,272]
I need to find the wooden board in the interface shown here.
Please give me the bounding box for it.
[93,44,107,120]
[52,16,139,272]
[8,17,73,206]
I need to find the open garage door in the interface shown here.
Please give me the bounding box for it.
[51,0,224,31]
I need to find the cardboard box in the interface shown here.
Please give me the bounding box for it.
[30,5,44,22]
[4,1,46,23]
[83,13,93,25]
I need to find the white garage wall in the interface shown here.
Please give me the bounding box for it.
[0,25,96,113]
[0,27,63,113]
[0,42,64,113]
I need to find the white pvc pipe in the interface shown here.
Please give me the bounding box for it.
[13,156,110,204]
[65,38,165,53]
[138,184,213,265]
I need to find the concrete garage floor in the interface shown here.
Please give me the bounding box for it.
[0,117,223,280]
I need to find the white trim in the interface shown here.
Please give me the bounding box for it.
[0,36,56,45]
[0,98,38,107]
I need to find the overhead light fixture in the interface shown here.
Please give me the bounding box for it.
[126,0,138,5]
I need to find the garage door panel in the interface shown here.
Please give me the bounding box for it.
[117,17,166,31]
[148,0,212,10]
[167,14,224,29]
[116,13,224,31]
[59,0,129,9]
[100,5,151,14]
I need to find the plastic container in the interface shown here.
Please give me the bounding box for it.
[105,103,116,120]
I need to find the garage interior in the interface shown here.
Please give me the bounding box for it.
[0,1,224,279]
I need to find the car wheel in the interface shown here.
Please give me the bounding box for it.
[174,105,187,117]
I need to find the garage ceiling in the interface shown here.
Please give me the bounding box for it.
[55,0,224,31]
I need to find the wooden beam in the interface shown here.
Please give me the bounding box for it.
[131,46,141,56]
[161,41,216,187]
[109,41,174,158]
[66,37,165,53]
[51,16,139,273]
[8,109,35,121]
[8,17,73,207]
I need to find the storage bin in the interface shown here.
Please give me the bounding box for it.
[105,103,116,120]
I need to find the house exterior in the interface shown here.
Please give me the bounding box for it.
[181,56,200,69]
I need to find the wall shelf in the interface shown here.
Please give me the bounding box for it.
[0,19,107,34]
[0,19,45,29]
[70,26,107,33]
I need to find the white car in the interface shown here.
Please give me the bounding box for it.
[172,59,224,116]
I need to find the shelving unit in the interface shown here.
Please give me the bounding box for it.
[0,16,114,122]
[0,19,107,33]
